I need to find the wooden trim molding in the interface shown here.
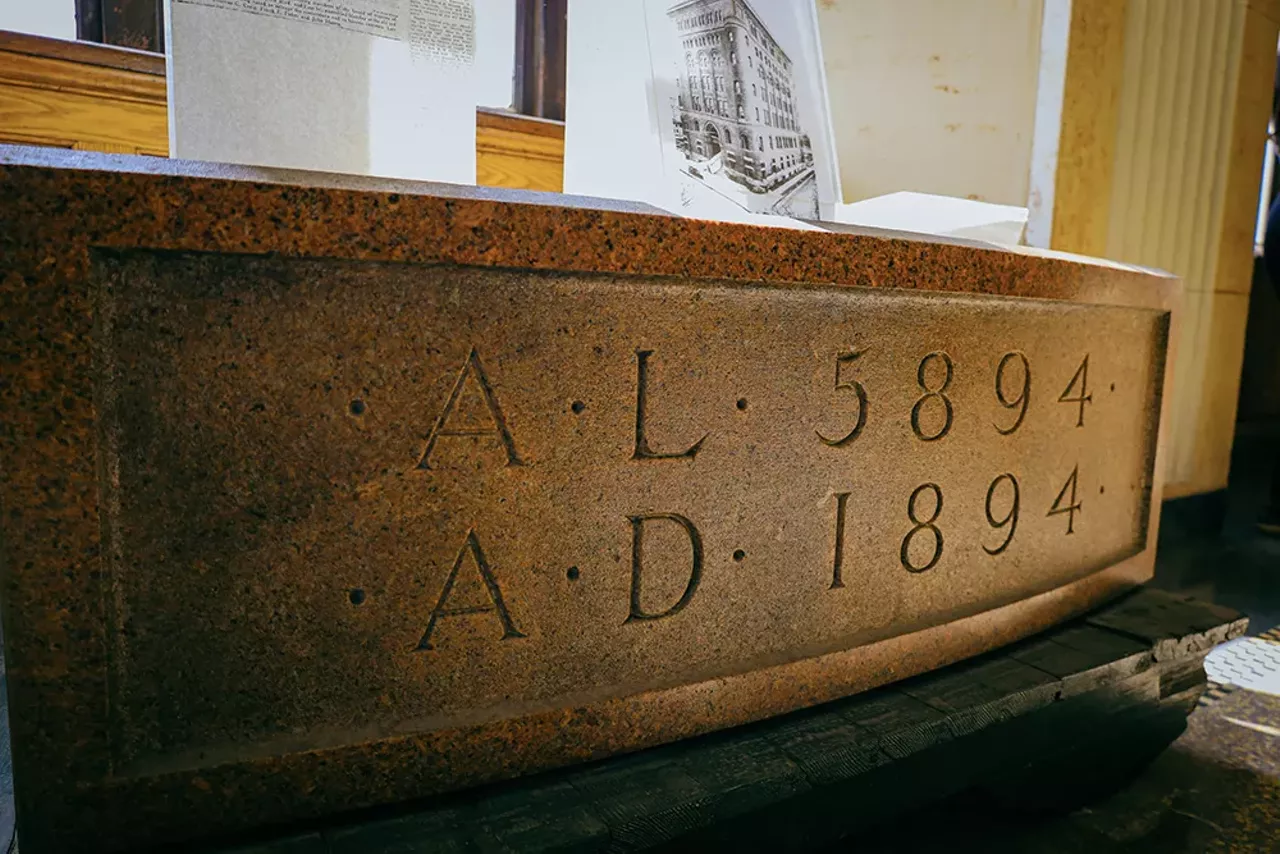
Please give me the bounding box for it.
[0,31,565,191]
[0,29,165,74]
[0,44,166,105]
[476,107,565,192]
[0,33,167,157]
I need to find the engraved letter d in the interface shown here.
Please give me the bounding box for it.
[626,513,703,623]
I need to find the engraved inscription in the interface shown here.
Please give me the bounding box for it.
[900,483,944,573]
[816,349,868,447]
[627,513,704,622]
[982,473,1020,555]
[417,347,523,470]
[97,252,1167,769]
[416,529,526,651]
[829,491,851,589]
[633,350,708,460]
[911,352,954,442]
[1059,355,1093,428]
[1048,465,1083,535]
[994,352,1030,435]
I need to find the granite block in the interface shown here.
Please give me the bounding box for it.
[0,144,1180,852]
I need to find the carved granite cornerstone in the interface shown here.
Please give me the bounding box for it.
[94,252,1166,776]
[0,145,1177,853]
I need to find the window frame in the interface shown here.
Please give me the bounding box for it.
[513,0,566,121]
[76,0,164,53]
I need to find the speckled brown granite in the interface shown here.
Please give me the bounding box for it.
[0,144,1180,854]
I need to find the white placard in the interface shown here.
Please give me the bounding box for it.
[565,0,841,225]
[166,0,478,183]
[0,0,76,40]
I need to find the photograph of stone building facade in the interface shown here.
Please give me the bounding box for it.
[666,0,817,217]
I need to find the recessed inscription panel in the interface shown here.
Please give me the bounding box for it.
[95,251,1166,774]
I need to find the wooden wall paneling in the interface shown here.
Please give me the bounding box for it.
[476,108,565,191]
[0,41,167,156]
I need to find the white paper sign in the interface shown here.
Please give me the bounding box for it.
[166,0,478,183]
[565,0,841,225]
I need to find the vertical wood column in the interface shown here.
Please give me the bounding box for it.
[1052,0,1280,497]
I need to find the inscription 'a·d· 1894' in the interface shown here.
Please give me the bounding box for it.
[407,345,1106,652]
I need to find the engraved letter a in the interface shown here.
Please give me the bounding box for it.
[416,529,526,651]
[417,347,523,470]
[626,513,703,623]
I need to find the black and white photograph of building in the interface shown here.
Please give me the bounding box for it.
[647,0,834,220]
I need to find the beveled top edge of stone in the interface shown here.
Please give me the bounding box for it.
[0,142,667,213]
[0,143,1172,279]
[0,144,1180,314]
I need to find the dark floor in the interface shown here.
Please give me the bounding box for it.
[833,431,1280,854]
[1155,428,1280,633]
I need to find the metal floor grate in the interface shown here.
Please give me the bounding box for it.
[1202,628,1280,701]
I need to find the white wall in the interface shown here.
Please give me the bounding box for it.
[0,0,76,40]
[475,0,516,110]
[815,0,1045,207]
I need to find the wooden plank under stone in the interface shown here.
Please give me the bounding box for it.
[1009,623,1154,696]
[1087,587,1249,660]
[188,587,1247,854]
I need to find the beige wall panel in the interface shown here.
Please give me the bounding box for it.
[817,0,1044,205]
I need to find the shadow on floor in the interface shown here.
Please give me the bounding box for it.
[1152,430,1280,635]
[839,687,1280,853]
